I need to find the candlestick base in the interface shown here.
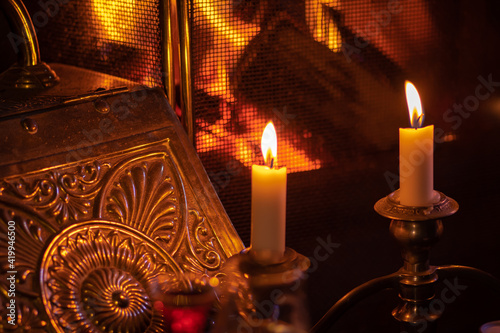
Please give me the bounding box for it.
[215,247,310,332]
[311,189,500,333]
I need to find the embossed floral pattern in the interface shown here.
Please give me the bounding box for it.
[41,223,180,333]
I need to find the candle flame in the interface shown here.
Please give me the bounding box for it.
[261,122,277,168]
[405,81,424,128]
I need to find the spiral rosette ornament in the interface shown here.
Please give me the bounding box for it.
[40,221,183,333]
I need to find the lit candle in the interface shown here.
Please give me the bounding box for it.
[399,81,437,206]
[251,122,287,264]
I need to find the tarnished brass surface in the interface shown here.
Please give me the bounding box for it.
[0,66,244,331]
[0,62,59,89]
[0,0,59,88]
[390,219,443,274]
[0,64,134,119]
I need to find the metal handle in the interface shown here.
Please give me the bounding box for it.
[1,0,40,67]
[0,0,59,88]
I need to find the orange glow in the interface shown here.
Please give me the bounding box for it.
[196,104,321,173]
[195,0,257,48]
[307,0,342,52]
[405,81,424,128]
[261,122,278,167]
[194,1,323,173]
[92,0,137,43]
[341,0,435,68]
[195,0,259,101]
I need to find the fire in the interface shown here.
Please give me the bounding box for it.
[307,0,342,52]
[405,81,424,128]
[195,0,259,101]
[92,0,138,43]
[194,0,336,173]
[91,0,159,87]
[196,104,321,173]
[195,0,257,49]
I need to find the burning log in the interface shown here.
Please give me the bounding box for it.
[230,12,361,158]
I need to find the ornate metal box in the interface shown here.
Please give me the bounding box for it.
[0,64,244,332]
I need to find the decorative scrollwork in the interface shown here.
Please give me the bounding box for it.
[98,155,187,255]
[81,268,154,332]
[40,221,181,333]
[0,202,55,297]
[183,209,222,273]
[0,161,108,225]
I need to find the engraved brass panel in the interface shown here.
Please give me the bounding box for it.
[0,76,244,332]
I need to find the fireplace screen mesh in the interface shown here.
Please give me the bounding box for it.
[23,0,163,87]
[188,0,440,243]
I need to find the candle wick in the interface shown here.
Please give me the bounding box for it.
[265,148,275,168]
[418,114,425,127]
[413,114,425,128]
[411,111,425,128]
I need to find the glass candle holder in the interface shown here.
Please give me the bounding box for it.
[213,248,310,332]
[152,273,217,333]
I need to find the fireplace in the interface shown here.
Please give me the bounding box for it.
[2,0,500,331]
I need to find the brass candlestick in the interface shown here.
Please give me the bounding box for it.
[375,190,457,332]
[311,189,500,333]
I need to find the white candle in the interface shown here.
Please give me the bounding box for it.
[399,81,436,206]
[251,122,287,264]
